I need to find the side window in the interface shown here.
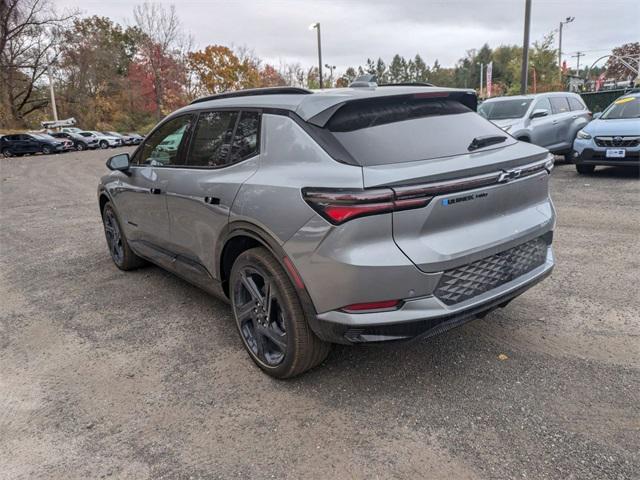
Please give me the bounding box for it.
[568,97,586,111]
[549,97,570,114]
[187,111,238,167]
[228,112,260,163]
[532,97,552,113]
[133,115,194,166]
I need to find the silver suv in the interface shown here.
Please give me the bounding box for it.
[479,92,591,161]
[98,83,556,378]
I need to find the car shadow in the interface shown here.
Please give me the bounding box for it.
[587,165,640,179]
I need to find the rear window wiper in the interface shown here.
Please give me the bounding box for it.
[468,135,507,151]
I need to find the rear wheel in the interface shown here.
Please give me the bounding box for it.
[99,140,108,149]
[576,164,595,175]
[101,202,145,270]
[230,247,330,378]
[41,145,52,155]
[76,142,86,151]
[2,148,11,157]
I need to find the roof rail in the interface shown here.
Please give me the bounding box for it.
[190,87,313,105]
[378,82,434,87]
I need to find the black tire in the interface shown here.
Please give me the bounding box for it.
[2,148,12,158]
[230,247,331,378]
[563,151,575,163]
[76,142,86,151]
[99,140,108,149]
[41,145,52,155]
[576,164,595,175]
[101,202,146,270]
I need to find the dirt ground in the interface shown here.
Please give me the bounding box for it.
[1,148,638,479]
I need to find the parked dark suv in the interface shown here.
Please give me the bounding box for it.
[98,82,556,378]
[1,133,66,157]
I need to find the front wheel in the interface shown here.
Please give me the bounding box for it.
[41,145,52,155]
[76,142,86,151]
[99,140,108,149]
[101,202,146,270]
[576,164,595,175]
[230,247,330,378]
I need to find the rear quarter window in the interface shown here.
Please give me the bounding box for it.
[568,97,586,111]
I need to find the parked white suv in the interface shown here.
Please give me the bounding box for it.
[479,92,591,161]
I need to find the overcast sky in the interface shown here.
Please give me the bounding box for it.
[57,0,639,73]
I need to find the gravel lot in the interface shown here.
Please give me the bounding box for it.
[1,148,639,479]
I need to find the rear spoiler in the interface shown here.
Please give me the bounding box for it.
[307,90,478,128]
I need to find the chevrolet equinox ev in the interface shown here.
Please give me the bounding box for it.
[98,82,556,378]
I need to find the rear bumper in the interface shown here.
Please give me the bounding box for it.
[310,244,554,344]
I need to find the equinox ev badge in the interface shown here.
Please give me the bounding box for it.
[442,192,488,206]
[498,168,523,183]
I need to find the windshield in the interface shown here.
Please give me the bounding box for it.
[601,96,640,119]
[478,99,533,120]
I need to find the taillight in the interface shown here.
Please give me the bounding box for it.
[302,187,432,225]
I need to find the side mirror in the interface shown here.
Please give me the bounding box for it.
[530,108,549,119]
[593,112,602,119]
[106,153,130,172]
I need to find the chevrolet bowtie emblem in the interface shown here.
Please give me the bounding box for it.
[498,169,522,183]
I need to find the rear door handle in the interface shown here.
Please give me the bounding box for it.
[552,120,559,124]
[150,188,162,194]
[204,196,220,205]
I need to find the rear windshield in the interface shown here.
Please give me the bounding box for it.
[478,99,532,120]
[327,97,515,166]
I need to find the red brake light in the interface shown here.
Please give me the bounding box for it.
[302,187,432,225]
[342,300,401,312]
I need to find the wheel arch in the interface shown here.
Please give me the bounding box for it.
[217,222,321,333]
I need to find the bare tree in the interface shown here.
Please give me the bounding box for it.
[133,2,184,119]
[0,0,77,127]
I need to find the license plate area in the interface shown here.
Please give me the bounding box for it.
[606,149,626,158]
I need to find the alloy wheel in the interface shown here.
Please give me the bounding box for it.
[233,266,287,367]
[103,208,124,265]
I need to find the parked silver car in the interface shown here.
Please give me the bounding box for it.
[98,83,556,378]
[479,92,591,161]
[573,92,640,174]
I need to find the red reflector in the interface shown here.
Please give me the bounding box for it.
[323,202,394,223]
[342,300,401,312]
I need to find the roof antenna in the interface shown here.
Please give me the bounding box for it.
[350,74,377,88]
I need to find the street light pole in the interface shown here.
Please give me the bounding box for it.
[309,22,323,89]
[324,64,336,87]
[558,16,575,82]
[520,0,532,94]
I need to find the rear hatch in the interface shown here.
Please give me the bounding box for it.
[322,92,554,272]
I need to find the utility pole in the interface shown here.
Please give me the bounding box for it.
[572,51,585,76]
[47,57,58,122]
[558,16,575,82]
[309,23,323,89]
[520,0,532,94]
